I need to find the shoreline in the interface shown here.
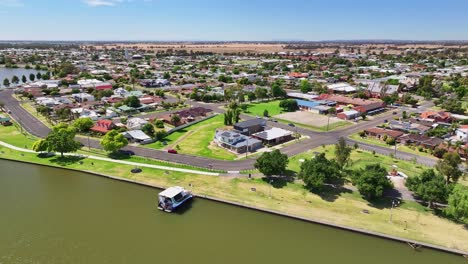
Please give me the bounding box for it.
[1,156,467,257]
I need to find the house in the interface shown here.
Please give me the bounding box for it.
[337,110,360,120]
[160,107,213,125]
[327,83,357,94]
[214,130,263,154]
[364,127,404,141]
[234,119,267,135]
[95,82,113,91]
[252,127,293,145]
[389,120,431,134]
[398,134,444,149]
[455,125,468,143]
[126,117,148,130]
[122,130,152,144]
[296,99,331,114]
[72,93,95,103]
[356,80,399,98]
[90,119,115,134]
[420,111,453,123]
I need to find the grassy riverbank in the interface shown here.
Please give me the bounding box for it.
[0,124,467,252]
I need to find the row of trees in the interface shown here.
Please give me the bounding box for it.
[3,72,45,87]
[254,138,393,201]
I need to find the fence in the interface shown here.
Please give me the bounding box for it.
[167,114,219,134]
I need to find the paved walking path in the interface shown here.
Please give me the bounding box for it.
[0,141,220,176]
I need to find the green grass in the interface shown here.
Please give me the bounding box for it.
[145,115,237,160]
[0,144,466,252]
[288,145,428,178]
[349,134,435,158]
[243,100,284,117]
[0,123,37,147]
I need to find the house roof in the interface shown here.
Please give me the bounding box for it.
[365,127,404,138]
[234,119,266,129]
[253,127,292,141]
[296,99,320,108]
[123,130,151,141]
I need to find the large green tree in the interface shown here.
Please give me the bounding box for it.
[335,137,352,169]
[32,139,49,153]
[406,169,450,208]
[124,96,141,108]
[299,79,312,93]
[352,164,393,200]
[71,117,94,133]
[436,152,462,184]
[100,130,128,153]
[44,124,81,157]
[298,153,341,190]
[254,149,288,177]
[445,184,468,224]
[279,99,299,112]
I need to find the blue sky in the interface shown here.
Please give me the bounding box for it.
[1,0,467,41]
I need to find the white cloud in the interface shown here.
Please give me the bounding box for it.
[82,0,121,7]
[0,0,24,7]
[82,0,152,7]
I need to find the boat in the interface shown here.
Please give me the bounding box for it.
[157,186,193,213]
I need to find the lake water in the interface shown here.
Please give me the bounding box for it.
[0,67,45,88]
[0,159,465,264]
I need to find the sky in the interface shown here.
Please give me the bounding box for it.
[0,0,467,41]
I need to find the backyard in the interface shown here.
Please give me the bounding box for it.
[145,114,238,160]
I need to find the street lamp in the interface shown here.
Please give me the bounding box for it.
[389,199,400,223]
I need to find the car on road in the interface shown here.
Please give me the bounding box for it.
[392,111,397,115]
[118,150,135,156]
[167,149,178,154]
[288,123,295,127]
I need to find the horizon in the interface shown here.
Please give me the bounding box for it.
[1,0,468,41]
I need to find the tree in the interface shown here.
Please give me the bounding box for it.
[21,75,27,83]
[263,109,269,117]
[335,137,352,169]
[11,75,19,84]
[155,130,168,141]
[44,124,81,157]
[271,82,286,98]
[142,123,155,138]
[352,164,393,200]
[32,139,48,153]
[71,117,94,133]
[100,130,128,153]
[124,96,141,108]
[436,152,462,184]
[29,73,35,82]
[328,107,336,115]
[300,79,312,93]
[279,99,299,112]
[298,153,341,190]
[171,114,181,126]
[254,150,288,177]
[254,87,268,101]
[36,72,42,80]
[163,72,171,79]
[445,184,468,224]
[3,78,10,87]
[154,119,165,129]
[406,169,450,208]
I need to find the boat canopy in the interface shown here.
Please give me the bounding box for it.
[159,186,184,198]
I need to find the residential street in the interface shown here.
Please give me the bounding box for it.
[0,89,438,171]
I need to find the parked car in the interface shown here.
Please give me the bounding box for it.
[392,111,397,115]
[167,149,178,154]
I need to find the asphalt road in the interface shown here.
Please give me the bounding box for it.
[0,89,438,170]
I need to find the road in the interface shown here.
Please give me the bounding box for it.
[0,89,438,170]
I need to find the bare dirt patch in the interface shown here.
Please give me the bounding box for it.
[275,111,343,127]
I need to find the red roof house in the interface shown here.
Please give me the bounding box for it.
[90,119,115,134]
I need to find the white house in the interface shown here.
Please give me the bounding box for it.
[126,117,148,130]
[72,93,95,103]
[455,127,468,143]
[122,130,152,144]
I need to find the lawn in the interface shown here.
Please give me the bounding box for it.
[349,134,436,158]
[0,123,37,147]
[243,100,284,117]
[288,145,428,178]
[145,115,237,160]
[0,144,466,252]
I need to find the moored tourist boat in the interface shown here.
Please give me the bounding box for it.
[157,186,193,213]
